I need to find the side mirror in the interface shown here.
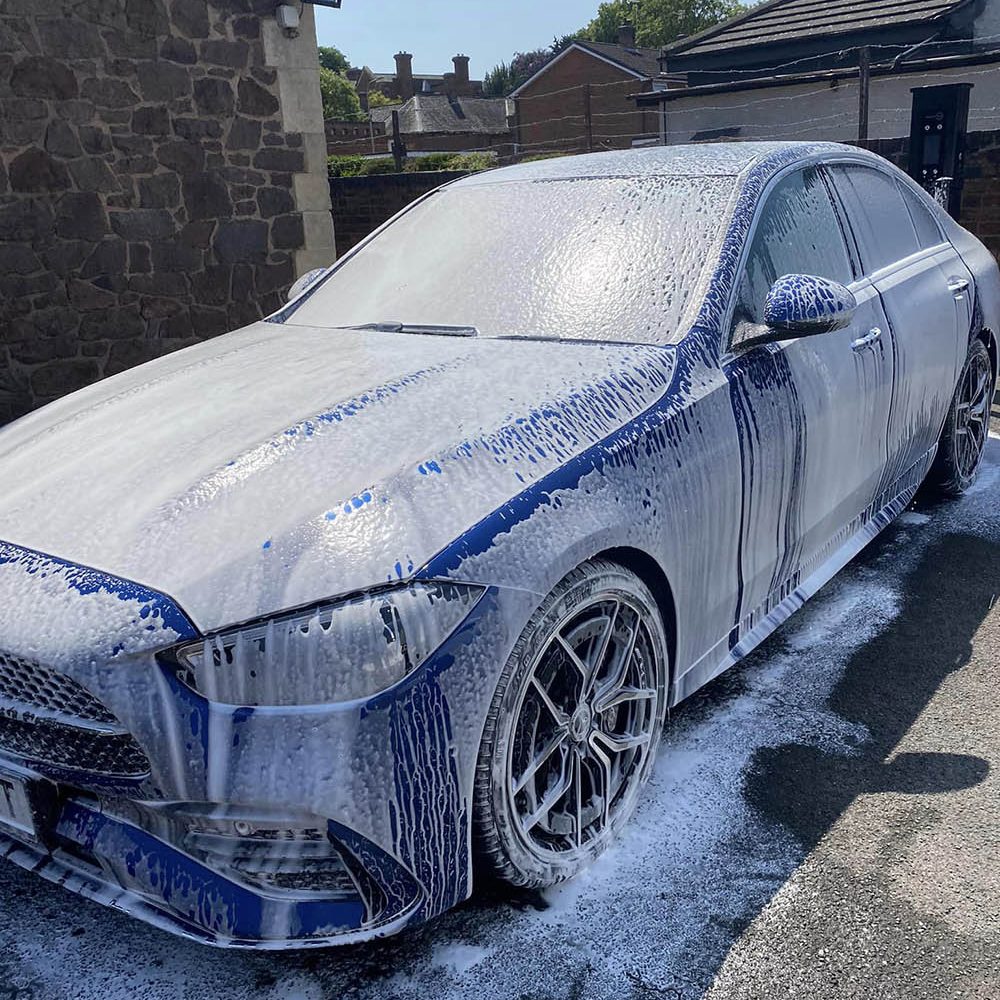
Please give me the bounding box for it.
[763,274,857,337]
[286,267,328,303]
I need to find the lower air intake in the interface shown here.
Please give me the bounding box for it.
[0,715,151,779]
[0,651,150,780]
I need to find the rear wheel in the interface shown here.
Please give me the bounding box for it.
[928,339,993,496]
[473,559,668,888]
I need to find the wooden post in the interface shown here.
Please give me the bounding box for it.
[858,46,871,144]
[391,109,406,171]
[583,83,594,153]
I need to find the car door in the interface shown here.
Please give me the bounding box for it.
[827,164,969,489]
[723,165,895,634]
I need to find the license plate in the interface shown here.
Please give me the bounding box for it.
[0,771,36,843]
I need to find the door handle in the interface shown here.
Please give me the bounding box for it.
[948,276,970,295]
[852,327,882,352]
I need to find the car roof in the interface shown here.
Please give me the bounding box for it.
[452,141,864,186]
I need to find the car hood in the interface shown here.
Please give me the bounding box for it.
[0,322,673,632]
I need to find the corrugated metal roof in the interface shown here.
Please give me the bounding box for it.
[666,0,972,58]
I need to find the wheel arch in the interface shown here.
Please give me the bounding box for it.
[977,326,998,384]
[593,546,678,688]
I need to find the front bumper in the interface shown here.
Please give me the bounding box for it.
[0,540,530,947]
[0,778,419,949]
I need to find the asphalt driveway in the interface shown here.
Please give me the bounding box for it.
[1,402,998,1000]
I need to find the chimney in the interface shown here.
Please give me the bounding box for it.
[453,54,471,95]
[618,24,636,48]
[394,51,414,100]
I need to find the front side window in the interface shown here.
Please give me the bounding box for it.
[731,167,853,343]
[829,165,922,273]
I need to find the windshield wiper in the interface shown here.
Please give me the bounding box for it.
[342,322,478,338]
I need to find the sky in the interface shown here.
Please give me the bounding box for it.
[314,0,602,78]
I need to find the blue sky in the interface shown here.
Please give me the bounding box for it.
[314,0,601,78]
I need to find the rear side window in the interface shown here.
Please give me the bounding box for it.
[731,167,854,338]
[897,181,944,248]
[830,166,921,273]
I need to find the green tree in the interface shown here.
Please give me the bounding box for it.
[318,45,350,74]
[579,0,743,48]
[483,49,553,97]
[367,90,397,109]
[320,67,364,120]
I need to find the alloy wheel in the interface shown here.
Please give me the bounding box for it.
[956,348,992,479]
[505,593,664,862]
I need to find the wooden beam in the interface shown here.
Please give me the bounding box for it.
[858,46,871,143]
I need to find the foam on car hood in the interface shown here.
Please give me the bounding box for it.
[0,322,674,631]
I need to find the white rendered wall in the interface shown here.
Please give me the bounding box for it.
[660,64,1000,145]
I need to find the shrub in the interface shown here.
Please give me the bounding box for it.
[405,152,497,173]
[519,152,569,163]
[328,151,498,178]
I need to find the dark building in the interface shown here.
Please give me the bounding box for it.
[351,53,485,109]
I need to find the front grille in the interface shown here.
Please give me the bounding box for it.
[0,652,150,780]
[0,651,117,725]
[263,868,358,893]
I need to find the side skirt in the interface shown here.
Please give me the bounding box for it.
[671,447,936,705]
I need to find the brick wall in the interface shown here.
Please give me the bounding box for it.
[328,170,468,257]
[0,0,334,425]
[326,116,387,157]
[515,48,659,156]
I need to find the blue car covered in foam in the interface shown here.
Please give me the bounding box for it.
[0,142,996,947]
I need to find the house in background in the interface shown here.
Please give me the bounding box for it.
[635,0,1000,253]
[350,53,484,109]
[326,52,506,158]
[512,26,680,157]
[370,95,513,157]
[326,95,512,159]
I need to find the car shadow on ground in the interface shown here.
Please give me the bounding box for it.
[745,528,996,846]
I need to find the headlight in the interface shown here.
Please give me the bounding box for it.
[173,581,484,707]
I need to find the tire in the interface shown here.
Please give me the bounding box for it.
[928,338,993,497]
[473,558,669,888]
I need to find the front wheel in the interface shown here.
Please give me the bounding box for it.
[927,338,993,496]
[473,559,669,888]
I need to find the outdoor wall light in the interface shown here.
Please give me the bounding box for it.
[275,3,301,31]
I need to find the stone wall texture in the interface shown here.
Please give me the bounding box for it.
[0,0,334,425]
[328,169,469,257]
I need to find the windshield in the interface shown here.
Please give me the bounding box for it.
[285,175,737,344]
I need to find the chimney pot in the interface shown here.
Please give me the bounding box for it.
[394,51,414,100]
[618,24,637,48]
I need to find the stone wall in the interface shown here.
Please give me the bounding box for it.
[0,0,335,425]
[328,169,468,257]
